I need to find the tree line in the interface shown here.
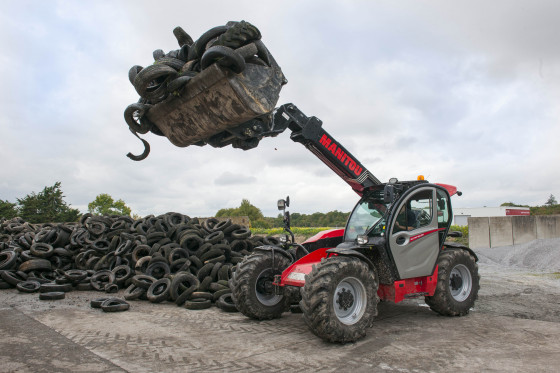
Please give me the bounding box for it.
[2,184,558,225]
[0,182,132,223]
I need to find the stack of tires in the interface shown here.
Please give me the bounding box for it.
[124,20,274,160]
[0,214,276,313]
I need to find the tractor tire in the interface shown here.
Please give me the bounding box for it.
[300,257,379,343]
[230,252,291,320]
[425,249,480,316]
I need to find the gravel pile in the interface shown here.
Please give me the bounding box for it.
[474,238,560,272]
[0,213,279,312]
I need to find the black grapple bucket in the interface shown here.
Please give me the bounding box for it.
[146,62,285,148]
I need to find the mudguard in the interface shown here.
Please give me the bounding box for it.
[325,247,375,271]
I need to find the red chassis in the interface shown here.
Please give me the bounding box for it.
[275,229,438,303]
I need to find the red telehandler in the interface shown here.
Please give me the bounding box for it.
[228,103,480,343]
[123,22,479,342]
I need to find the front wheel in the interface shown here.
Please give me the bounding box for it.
[230,251,291,320]
[425,249,480,316]
[300,257,379,343]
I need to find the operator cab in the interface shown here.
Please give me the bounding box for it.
[340,179,455,279]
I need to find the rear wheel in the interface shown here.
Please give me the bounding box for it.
[230,251,291,320]
[300,257,378,343]
[425,249,480,316]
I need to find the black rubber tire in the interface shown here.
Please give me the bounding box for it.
[216,293,238,312]
[212,20,261,49]
[29,243,55,258]
[90,270,115,292]
[133,64,176,100]
[147,278,171,303]
[155,57,185,71]
[188,291,213,301]
[1,270,27,286]
[173,26,193,47]
[0,251,18,270]
[63,269,88,283]
[230,252,291,320]
[124,284,145,301]
[300,257,379,343]
[184,298,212,310]
[101,298,130,312]
[201,46,246,74]
[40,283,72,293]
[167,76,192,93]
[19,258,52,273]
[170,272,199,302]
[16,280,41,293]
[204,231,224,244]
[40,292,65,300]
[128,65,143,85]
[231,228,251,239]
[91,297,112,308]
[124,103,152,134]
[191,25,229,60]
[425,249,480,316]
[152,49,165,60]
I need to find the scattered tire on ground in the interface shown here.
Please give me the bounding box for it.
[0,213,281,314]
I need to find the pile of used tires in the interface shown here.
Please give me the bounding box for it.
[124,20,274,160]
[0,213,280,313]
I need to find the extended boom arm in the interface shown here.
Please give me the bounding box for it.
[268,104,380,195]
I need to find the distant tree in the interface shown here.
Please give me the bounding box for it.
[0,199,18,219]
[88,193,132,216]
[500,202,530,208]
[17,182,80,223]
[216,199,268,227]
[545,194,557,206]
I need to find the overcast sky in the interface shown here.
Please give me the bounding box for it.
[1,0,559,218]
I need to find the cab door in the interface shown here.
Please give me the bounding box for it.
[388,187,440,279]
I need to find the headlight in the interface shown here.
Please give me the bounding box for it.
[357,235,368,245]
[279,235,288,243]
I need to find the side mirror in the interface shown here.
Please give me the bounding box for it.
[277,195,290,210]
[384,185,395,203]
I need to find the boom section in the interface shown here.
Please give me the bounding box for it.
[271,103,380,195]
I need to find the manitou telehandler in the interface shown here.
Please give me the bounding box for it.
[124,22,479,343]
[229,104,480,343]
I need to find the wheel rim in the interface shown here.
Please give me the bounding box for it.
[449,264,472,302]
[255,268,282,306]
[333,277,367,325]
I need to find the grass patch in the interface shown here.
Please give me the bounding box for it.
[251,227,337,240]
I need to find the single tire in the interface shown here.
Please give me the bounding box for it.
[230,252,291,320]
[147,278,171,303]
[200,46,246,73]
[425,249,480,316]
[91,297,112,308]
[184,298,212,310]
[124,103,153,135]
[173,26,193,47]
[101,298,130,312]
[16,280,41,293]
[216,293,238,312]
[40,283,72,293]
[300,257,379,343]
[133,64,176,100]
[18,259,52,273]
[173,273,200,306]
[0,251,18,270]
[191,25,229,60]
[124,284,144,301]
[40,291,65,300]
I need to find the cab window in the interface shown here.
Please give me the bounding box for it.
[392,190,433,233]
